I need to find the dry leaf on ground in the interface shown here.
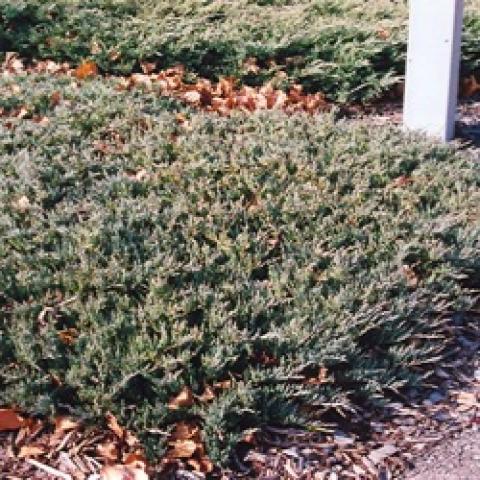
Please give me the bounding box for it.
[106,413,139,447]
[124,452,147,470]
[168,387,194,410]
[18,445,46,458]
[461,75,480,97]
[58,329,78,346]
[170,422,200,442]
[50,91,62,107]
[74,61,98,80]
[167,440,198,459]
[100,464,148,480]
[0,409,24,431]
[198,386,216,403]
[97,441,119,462]
[12,195,31,213]
[106,413,125,439]
[54,416,80,433]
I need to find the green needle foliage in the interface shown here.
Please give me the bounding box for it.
[1,0,479,102]
[0,74,479,463]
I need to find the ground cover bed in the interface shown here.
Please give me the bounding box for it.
[1,0,480,103]
[0,72,479,475]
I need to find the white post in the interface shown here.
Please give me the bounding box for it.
[404,0,464,142]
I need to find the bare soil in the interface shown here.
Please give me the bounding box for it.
[405,428,480,480]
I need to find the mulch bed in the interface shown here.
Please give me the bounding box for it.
[458,99,480,147]
[359,95,480,149]
[231,312,480,480]
[1,312,479,480]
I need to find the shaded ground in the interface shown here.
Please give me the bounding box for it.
[458,99,480,147]
[363,95,480,149]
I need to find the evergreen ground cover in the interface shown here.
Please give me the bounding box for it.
[1,0,480,103]
[0,73,479,464]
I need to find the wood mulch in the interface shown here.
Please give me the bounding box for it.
[358,96,480,150]
[228,313,480,480]
[457,99,480,148]
[0,311,479,479]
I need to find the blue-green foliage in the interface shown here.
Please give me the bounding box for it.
[0,75,479,462]
[1,0,479,102]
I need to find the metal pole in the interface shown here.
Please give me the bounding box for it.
[404,0,464,141]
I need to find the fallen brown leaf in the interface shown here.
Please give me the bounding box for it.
[391,175,413,188]
[18,445,46,458]
[377,28,391,40]
[54,416,80,433]
[58,328,78,346]
[140,61,156,74]
[198,386,216,403]
[198,456,214,473]
[125,430,140,448]
[100,464,148,480]
[243,57,260,74]
[106,412,125,439]
[93,141,113,155]
[167,440,198,459]
[17,106,29,119]
[34,116,50,126]
[106,413,139,447]
[97,441,119,462]
[461,75,480,97]
[401,264,419,288]
[50,91,62,107]
[74,61,98,80]
[0,409,24,431]
[22,418,44,438]
[241,429,258,445]
[306,367,331,385]
[124,452,147,470]
[214,380,232,390]
[2,52,24,74]
[130,74,153,90]
[217,77,235,97]
[109,50,121,62]
[170,422,200,442]
[49,372,63,388]
[175,113,187,124]
[168,387,194,410]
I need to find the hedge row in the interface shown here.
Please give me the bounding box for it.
[1,0,480,102]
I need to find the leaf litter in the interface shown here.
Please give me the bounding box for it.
[3,53,480,128]
[1,53,330,121]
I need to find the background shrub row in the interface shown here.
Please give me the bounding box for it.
[1,0,480,102]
